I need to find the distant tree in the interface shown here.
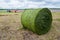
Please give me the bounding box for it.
[7,10,11,12]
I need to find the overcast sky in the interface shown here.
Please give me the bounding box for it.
[0,0,60,9]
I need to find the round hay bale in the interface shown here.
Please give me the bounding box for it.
[21,8,52,35]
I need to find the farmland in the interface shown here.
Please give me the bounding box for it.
[0,9,60,40]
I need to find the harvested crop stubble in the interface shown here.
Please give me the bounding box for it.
[21,8,52,35]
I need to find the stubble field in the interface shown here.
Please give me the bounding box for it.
[0,11,60,40]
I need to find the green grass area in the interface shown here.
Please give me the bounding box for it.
[52,12,60,15]
[52,12,60,21]
[0,10,60,22]
[0,13,18,15]
[53,19,60,21]
[0,12,23,15]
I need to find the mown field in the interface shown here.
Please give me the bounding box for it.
[0,11,60,40]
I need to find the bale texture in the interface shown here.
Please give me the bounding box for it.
[21,8,52,35]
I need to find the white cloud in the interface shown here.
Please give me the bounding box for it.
[0,0,47,9]
[0,0,10,9]
[0,0,60,9]
[25,1,46,4]
[8,0,24,9]
[45,0,60,2]
[23,1,46,8]
[25,4,39,8]
[0,0,25,9]
[43,4,55,7]
[24,1,59,8]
